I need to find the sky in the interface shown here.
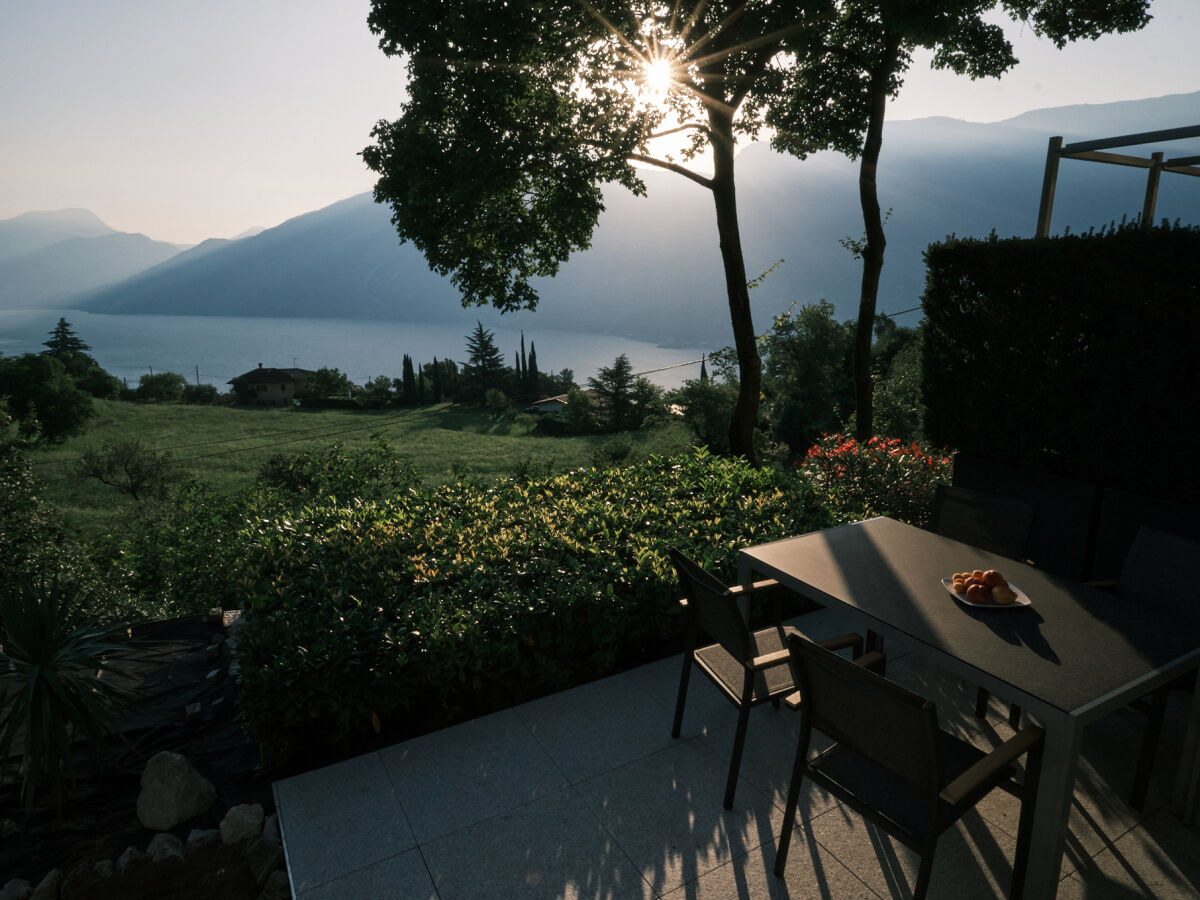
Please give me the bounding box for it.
[1,0,1198,246]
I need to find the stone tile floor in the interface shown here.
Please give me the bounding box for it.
[274,610,1199,898]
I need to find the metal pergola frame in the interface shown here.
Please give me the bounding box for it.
[1035,124,1200,237]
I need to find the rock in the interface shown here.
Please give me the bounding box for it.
[136,751,217,831]
[0,818,18,839]
[0,879,32,900]
[146,832,185,862]
[187,827,221,847]
[257,870,291,900]
[241,835,286,887]
[220,803,264,845]
[92,859,114,878]
[29,869,62,900]
[261,813,280,844]
[117,846,144,874]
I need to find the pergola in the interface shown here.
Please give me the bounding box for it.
[1035,124,1200,237]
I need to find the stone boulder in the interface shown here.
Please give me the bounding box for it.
[0,879,31,900]
[146,832,185,862]
[29,870,62,900]
[220,803,265,845]
[137,751,216,831]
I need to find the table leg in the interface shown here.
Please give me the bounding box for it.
[1171,666,1200,825]
[1021,720,1080,900]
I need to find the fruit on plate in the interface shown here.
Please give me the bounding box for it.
[966,583,990,604]
[950,568,1011,604]
[992,585,1018,605]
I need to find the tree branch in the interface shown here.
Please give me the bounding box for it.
[628,154,714,188]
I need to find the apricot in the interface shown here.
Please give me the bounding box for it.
[982,570,1006,588]
[966,583,991,604]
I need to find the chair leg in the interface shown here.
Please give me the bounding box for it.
[912,846,936,900]
[1008,704,1023,729]
[724,700,752,810]
[774,732,810,877]
[975,686,990,719]
[671,654,693,739]
[1130,687,1169,810]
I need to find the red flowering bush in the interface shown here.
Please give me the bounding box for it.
[801,434,952,526]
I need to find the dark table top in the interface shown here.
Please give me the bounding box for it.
[741,517,1200,717]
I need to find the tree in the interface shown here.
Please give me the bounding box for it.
[305,367,356,400]
[0,354,93,443]
[362,374,395,408]
[588,354,637,433]
[760,300,855,452]
[401,354,418,405]
[670,378,739,453]
[768,0,1152,440]
[135,371,187,403]
[461,321,508,401]
[528,342,540,394]
[43,318,90,356]
[363,0,838,463]
[77,440,187,502]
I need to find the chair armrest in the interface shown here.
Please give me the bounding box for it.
[1083,579,1117,591]
[939,724,1044,806]
[818,632,864,658]
[727,578,781,597]
[748,648,792,670]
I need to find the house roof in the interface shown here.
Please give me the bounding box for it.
[228,366,313,385]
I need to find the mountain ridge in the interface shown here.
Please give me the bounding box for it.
[4,90,1198,346]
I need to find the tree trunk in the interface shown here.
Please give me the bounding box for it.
[708,110,761,464]
[852,35,902,443]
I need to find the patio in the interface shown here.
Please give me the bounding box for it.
[273,609,1199,899]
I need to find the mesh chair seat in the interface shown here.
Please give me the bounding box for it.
[694,626,797,705]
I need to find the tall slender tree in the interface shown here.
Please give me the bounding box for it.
[767,0,1152,440]
[363,0,834,462]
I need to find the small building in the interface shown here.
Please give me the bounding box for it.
[229,363,313,406]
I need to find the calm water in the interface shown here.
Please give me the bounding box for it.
[0,309,711,391]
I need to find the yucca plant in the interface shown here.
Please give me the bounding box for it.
[0,575,133,815]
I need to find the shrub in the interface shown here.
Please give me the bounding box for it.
[0,575,133,813]
[234,447,830,769]
[802,433,951,526]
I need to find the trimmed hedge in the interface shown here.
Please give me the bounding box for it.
[922,223,1200,502]
[234,448,830,770]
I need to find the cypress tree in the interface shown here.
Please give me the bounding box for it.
[528,342,540,394]
[402,354,417,404]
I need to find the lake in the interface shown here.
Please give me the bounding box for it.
[0,309,715,392]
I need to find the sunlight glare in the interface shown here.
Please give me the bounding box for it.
[642,56,675,100]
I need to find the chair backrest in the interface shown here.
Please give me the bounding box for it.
[930,484,1036,560]
[952,454,1099,579]
[787,631,940,795]
[669,548,751,662]
[1117,525,1200,620]
[1092,487,1200,582]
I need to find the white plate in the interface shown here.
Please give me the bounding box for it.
[942,578,1031,609]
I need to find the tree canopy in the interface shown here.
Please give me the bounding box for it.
[363,0,838,461]
[363,0,1151,457]
[767,0,1152,439]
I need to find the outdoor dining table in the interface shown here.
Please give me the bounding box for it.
[738,516,1200,900]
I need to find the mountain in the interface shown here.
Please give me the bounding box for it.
[40,92,1200,345]
[0,208,115,262]
[0,210,185,309]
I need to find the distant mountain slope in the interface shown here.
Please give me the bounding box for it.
[67,90,1200,345]
[0,231,185,309]
[0,208,115,262]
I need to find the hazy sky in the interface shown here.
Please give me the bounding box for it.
[2,0,1197,246]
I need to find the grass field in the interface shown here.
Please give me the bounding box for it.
[29,399,694,538]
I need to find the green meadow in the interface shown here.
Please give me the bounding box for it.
[29,399,694,538]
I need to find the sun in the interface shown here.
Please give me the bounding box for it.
[641,56,675,101]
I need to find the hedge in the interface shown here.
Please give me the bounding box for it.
[922,222,1200,502]
[233,448,831,770]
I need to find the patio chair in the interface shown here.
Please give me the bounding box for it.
[1116,525,1200,809]
[669,548,867,810]
[930,485,1037,727]
[775,631,1045,900]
